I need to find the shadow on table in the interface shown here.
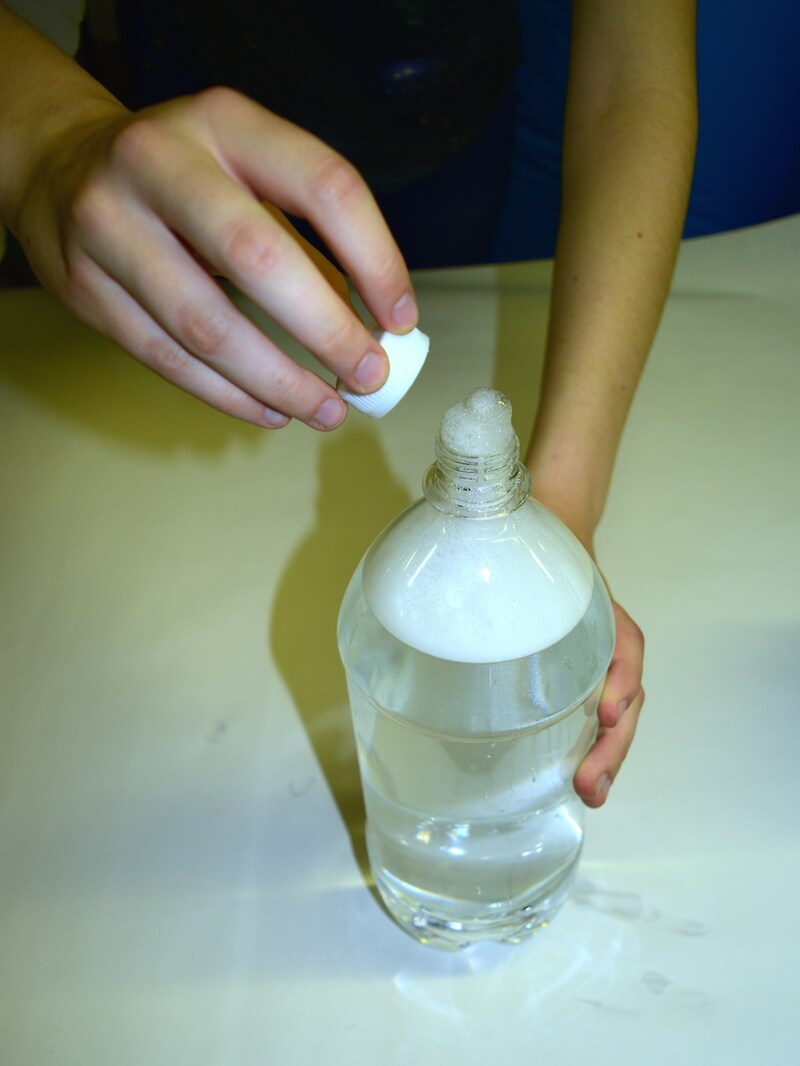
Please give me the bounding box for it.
[0,289,259,455]
[490,269,549,450]
[269,426,413,881]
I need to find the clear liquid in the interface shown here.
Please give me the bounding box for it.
[340,573,608,949]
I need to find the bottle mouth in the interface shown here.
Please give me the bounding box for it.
[423,437,531,518]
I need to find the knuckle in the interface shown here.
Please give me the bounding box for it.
[265,365,306,412]
[265,363,335,423]
[193,85,245,122]
[108,117,166,173]
[309,152,364,210]
[141,335,192,379]
[620,611,644,651]
[205,376,258,420]
[221,218,283,277]
[175,304,233,358]
[370,246,405,291]
[318,312,358,357]
[68,176,114,237]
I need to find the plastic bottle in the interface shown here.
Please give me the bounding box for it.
[337,388,615,949]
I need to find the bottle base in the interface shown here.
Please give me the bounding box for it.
[374,864,578,951]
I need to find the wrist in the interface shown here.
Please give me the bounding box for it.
[530,489,598,557]
[0,5,123,231]
[525,444,607,554]
[5,95,124,227]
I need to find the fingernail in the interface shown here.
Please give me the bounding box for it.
[353,349,387,391]
[391,291,418,330]
[263,406,290,428]
[596,773,612,802]
[311,397,346,430]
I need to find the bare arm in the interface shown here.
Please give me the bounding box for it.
[0,4,121,224]
[0,2,417,430]
[529,0,697,537]
[528,0,698,804]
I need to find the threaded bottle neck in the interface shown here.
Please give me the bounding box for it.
[423,434,531,518]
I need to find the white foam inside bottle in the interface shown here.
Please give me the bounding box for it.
[362,389,595,664]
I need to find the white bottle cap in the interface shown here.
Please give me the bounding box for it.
[337,327,429,418]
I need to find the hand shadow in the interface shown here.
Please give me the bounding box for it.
[0,288,258,455]
[269,426,413,881]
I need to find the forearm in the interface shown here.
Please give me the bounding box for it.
[0,2,122,231]
[528,1,697,546]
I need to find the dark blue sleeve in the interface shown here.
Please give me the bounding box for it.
[687,0,800,237]
[492,0,800,263]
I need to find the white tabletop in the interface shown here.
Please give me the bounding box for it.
[1,217,799,1065]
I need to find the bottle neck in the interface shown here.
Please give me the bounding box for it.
[423,435,531,518]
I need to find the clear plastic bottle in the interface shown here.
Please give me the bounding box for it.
[337,389,615,949]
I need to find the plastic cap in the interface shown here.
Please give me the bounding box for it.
[337,327,429,418]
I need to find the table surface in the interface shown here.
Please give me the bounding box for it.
[1,217,799,1065]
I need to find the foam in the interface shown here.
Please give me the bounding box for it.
[363,386,594,662]
[364,501,595,661]
[439,388,516,457]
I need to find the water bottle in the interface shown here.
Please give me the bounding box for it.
[337,388,615,949]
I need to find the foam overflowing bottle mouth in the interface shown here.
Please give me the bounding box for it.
[424,388,530,517]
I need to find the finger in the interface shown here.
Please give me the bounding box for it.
[152,152,389,397]
[574,688,645,808]
[116,107,392,396]
[81,204,349,429]
[597,602,645,729]
[261,203,353,307]
[65,251,295,428]
[199,90,418,333]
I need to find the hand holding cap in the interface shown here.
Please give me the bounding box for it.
[338,327,429,418]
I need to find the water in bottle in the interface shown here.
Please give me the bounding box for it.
[338,388,614,949]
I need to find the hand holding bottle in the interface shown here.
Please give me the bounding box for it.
[574,596,645,808]
[527,490,645,810]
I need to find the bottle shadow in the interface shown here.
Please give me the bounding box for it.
[269,426,413,881]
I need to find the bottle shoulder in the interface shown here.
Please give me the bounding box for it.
[358,496,603,662]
